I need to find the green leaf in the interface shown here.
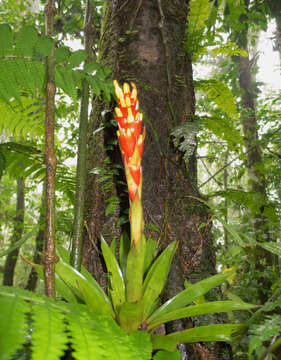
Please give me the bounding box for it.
[195,79,239,120]
[143,237,158,274]
[148,271,233,323]
[118,301,144,332]
[15,25,38,57]
[119,231,130,278]
[55,260,114,317]
[101,236,126,311]
[0,293,29,360]
[126,234,146,303]
[128,331,152,360]
[0,24,13,57]
[31,302,68,360]
[0,226,38,257]
[69,49,88,67]
[54,46,71,63]
[152,324,248,351]
[147,301,256,331]
[35,36,54,57]
[153,350,181,360]
[142,241,177,320]
[259,242,281,257]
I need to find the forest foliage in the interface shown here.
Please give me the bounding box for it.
[0,0,280,359]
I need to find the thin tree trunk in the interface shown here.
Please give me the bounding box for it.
[25,184,45,291]
[44,0,57,298]
[3,177,25,286]
[84,1,230,358]
[235,0,274,303]
[70,0,95,271]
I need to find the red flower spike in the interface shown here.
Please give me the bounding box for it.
[114,80,144,203]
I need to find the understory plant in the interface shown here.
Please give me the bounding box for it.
[0,82,256,360]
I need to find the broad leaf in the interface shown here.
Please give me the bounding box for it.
[126,234,146,302]
[148,301,256,331]
[55,260,114,317]
[152,324,248,351]
[118,301,144,333]
[142,241,177,320]
[101,236,126,311]
[148,271,233,323]
[153,350,181,360]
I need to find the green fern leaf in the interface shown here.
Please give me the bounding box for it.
[195,79,239,120]
[0,291,29,360]
[31,301,68,360]
[56,66,77,98]
[15,25,38,57]
[35,35,54,57]
[0,59,21,103]
[212,42,248,57]
[0,24,13,57]
[171,122,198,161]
[67,307,106,360]
[202,115,243,150]
[185,0,212,59]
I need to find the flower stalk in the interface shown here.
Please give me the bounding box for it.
[113,80,145,246]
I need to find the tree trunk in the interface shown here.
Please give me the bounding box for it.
[25,184,45,291]
[84,1,230,358]
[3,177,25,286]
[235,0,274,303]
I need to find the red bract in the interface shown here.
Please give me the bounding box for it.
[113,80,145,202]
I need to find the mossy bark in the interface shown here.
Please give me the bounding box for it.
[84,1,229,358]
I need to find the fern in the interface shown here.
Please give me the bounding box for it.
[0,286,153,360]
[185,0,212,60]
[31,302,68,360]
[202,115,243,150]
[0,292,29,360]
[212,41,248,57]
[195,79,239,120]
[171,122,198,162]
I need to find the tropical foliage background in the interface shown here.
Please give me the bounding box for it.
[0,0,280,359]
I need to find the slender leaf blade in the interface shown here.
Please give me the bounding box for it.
[152,324,248,351]
[148,301,256,330]
[148,271,233,322]
[101,236,126,310]
[142,241,177,320]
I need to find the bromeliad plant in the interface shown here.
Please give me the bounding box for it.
[0,81,257,359]
[50,81,256,352]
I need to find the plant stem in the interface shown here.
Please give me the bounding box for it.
[44,0,57,298]
[70,0,95,271]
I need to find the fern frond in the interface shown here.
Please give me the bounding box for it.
[0,291,30,360]
[202,115,243,150]
[0,97,44,138]
[31,302,68,360]
[185,0,212,59]
[0,24,13,57]
[0,287,153,360]
[171,122,198,161]
[195,79,239,120]
[15,25,38,57]
[212,42,248,57]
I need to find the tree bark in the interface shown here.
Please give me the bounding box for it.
[70,0,95,271]
[44,0,57,298]
[3,177,25,286]
[235,0,274,303]
[84,1,230,358]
